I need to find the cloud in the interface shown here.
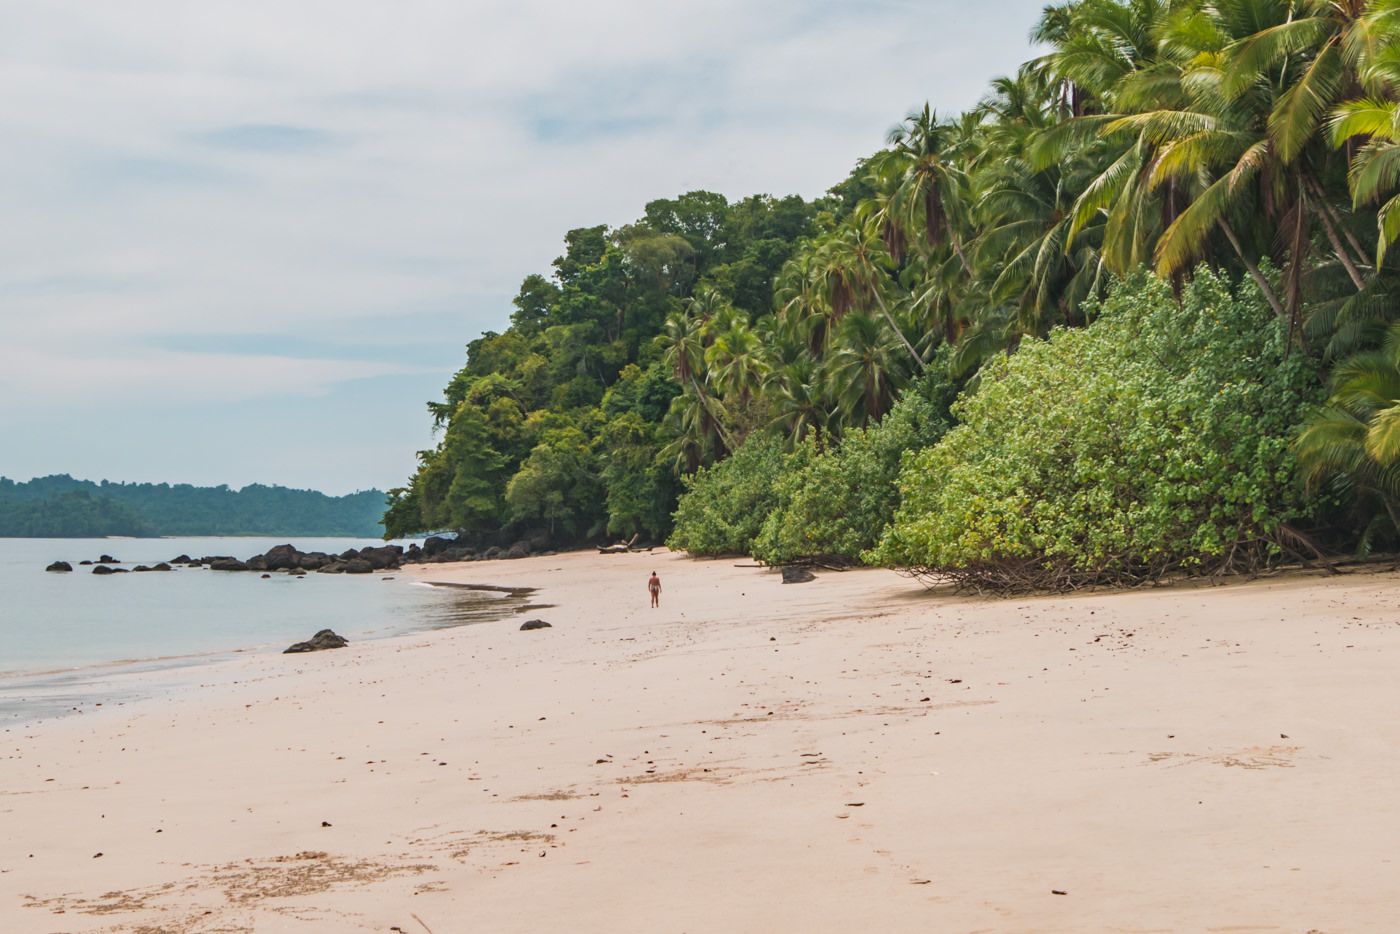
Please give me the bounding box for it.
[0,344,421,407]
[0,0,1052,488]
[194,123,341,152]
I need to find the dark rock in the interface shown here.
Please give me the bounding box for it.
[527,534,551,553]
[99,554,118,564]
[343,558,374,574]
[79,560,93,565]
[316,562,347,574]
[422,535,453,557]
[357,545,402,570]
[92,565,128,575]
[201,555,233,565]
[297,552,332,570]
[208,558,249,572]
[170,554,192,564]
[262,544,301,571]
[519,619,552,631]
[152,563,172,571]
[261,573,272,578]
[244,555,269,571]
[45,561,73,573]
[484,546,502,559]
[781,567,817,584]
[283,629,350,653]
[506,541,531,559]
[339,549,361,561]
[132,565,153,572]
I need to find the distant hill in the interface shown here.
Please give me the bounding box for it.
[0,475,387,538]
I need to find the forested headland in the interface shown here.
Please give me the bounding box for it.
[389,0,1400,591]
[0,475,387,538]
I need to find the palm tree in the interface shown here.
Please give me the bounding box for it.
[1297,319,1400,532]
[1333,96,1400,266]
[873,105,978,276]
[765,356,831,447]
[706,318,769,407]
[826,310,911,428]
[813,223,927,371]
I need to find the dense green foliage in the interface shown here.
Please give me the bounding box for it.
[0,475,387,538]
[668,382,954,561]
[385,192,834,541]
[873,271,1319,589]
[754,387,953,565]
[397,0,1400,582]
[666,435,797,557]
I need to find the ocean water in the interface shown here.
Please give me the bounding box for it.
[0,537,539,724]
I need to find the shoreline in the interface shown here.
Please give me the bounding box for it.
[0,573,536,727]
[3,551,1399,931]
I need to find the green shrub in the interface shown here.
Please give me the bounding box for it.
[667,435,799,555]
[753,392,949,565]
[872,268,1320,591]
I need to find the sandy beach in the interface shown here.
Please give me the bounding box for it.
[2,549,1398,932]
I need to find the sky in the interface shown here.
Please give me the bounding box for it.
[0,0,1049,496]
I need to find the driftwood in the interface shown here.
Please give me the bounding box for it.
[597,532,644,555]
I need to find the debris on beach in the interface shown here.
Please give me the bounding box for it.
[520,619,553,631]
[781,567,817,584]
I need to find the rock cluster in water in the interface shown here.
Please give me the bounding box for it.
[48,530,568,576]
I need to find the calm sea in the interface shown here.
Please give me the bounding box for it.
[0,537,537,725]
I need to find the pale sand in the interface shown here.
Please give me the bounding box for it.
[2,550,1398,932]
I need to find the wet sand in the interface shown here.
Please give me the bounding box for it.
[2,549,1398,932]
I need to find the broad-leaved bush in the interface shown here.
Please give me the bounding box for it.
[873,269,1320,590]
[752,392,949,565]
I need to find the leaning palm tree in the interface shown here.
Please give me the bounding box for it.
[812,223,927,371]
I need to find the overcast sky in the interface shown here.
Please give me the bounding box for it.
[0,0,1048,495]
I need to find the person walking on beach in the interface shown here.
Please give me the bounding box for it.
[648,571,661,608]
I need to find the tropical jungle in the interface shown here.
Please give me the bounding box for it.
[385,0,1400,591]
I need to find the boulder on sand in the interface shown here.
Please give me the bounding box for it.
[519,619,553,631]
[283,629,350,653]
[781,566,817,584]
[343,558,374,574]
[45,561,73,573]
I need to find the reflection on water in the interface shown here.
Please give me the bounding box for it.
[413,582,550,630]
